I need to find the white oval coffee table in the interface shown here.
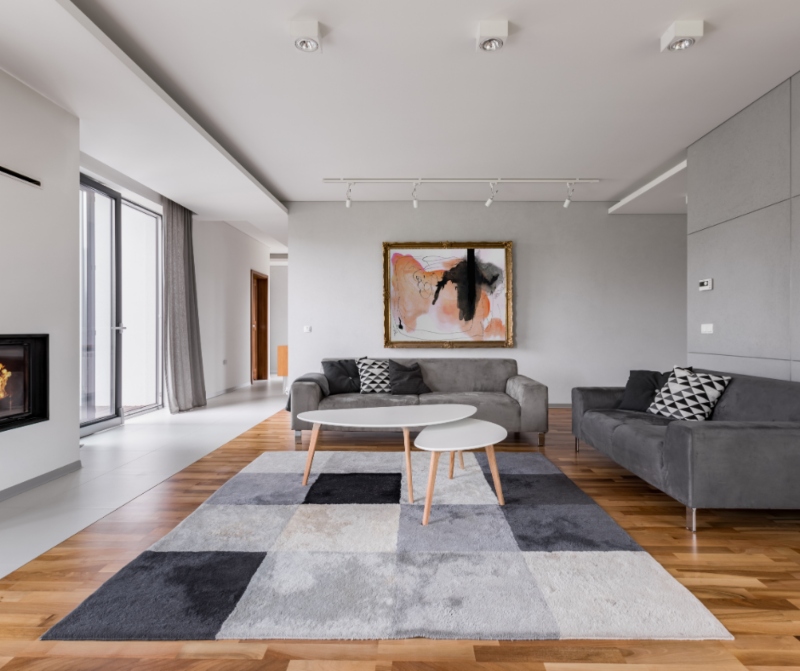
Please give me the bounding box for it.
[414,418,508,525]
[297,404,477,503]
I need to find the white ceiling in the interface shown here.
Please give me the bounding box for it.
[2,0,800,227]
[64,0,800,208]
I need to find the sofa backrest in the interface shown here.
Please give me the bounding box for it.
[322,357,517,393]
[698,369,800,422]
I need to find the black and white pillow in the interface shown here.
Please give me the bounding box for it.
[356,358,391,394]
[648,367,731,421]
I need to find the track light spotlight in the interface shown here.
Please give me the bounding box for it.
[412,182,420,209]
[345,182,353,208]
[485,182,499,207]
[563,181,576,208]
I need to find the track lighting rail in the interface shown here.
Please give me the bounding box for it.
[323,177,600,184]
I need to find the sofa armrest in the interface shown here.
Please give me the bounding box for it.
[571,387,624,438]
[663,421,800,509]
[506,375,548,433]
[290,375,327,430]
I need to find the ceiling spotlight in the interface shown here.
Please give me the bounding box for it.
[661,20,703,53]
[412,182,420,209]
[563,182,576,208]
[480,38,503,51]
[345,182,353,208]
[477,20,508,52]
[291,19,321,53]
[295,38,319,52]
[485,182,499,207]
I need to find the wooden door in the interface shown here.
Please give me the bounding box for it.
[251,271,269,381]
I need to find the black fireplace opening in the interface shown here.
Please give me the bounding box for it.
[0,335,48,432]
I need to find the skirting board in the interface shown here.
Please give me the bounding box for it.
[0,460,82,503]
[206,383,253,401]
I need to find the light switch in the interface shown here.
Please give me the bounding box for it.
[701,323,714,334]
[303,325,312,333]
[699,279,713,291]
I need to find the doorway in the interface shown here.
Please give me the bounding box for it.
[251,271,269,381]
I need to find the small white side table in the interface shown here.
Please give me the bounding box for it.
[414,418,508,525]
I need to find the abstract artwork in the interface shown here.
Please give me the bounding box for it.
[383,241,513,348]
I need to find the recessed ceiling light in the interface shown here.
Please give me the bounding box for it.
[668,37,695,51]
[295,38,319,52]
[480,38,504,51]
[661,20,704,52]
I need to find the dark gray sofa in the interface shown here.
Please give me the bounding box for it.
[572,370,800,531]
[291,358,548,444]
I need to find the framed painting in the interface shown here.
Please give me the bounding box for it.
[383,241,513,348]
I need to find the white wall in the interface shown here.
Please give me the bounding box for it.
[193,221,270,398]
[288,201,688,404]
[0,70,80,493]
[269,264,288,374]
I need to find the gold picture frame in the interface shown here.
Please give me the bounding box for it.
[383,241,514,348]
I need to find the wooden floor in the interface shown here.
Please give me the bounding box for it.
[2,408,800,670]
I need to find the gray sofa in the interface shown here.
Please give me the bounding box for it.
[291,358,548,444]
[572,370,800,531]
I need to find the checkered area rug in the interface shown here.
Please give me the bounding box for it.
[43,450,730,641]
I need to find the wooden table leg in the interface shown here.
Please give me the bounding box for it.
[448,451,455,479]
[458,451,465,470]
[422,452,440,526]
[302,423,321,485]
[485,444,505,505]
[402,427,414,503]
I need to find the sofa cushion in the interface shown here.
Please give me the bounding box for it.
[418,392,520,431]
[322,359,360,394]
[387,358,517,392]
[611,423,668,490]
[619,370,669,412]
[580,409,675,455]
[388,360,431,395]
[318,393,419,410]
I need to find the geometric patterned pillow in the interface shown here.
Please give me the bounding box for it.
[356,357,392,394]
[648,366,731,421]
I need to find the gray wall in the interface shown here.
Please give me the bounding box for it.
[269,264,288,374]
[687,74,800,380]
[288,201,687,404]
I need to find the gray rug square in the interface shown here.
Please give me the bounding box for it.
[494,474,595,506]
[475,451,562,475]
[393,552,560,639]
[218,551,396,640]
[150,505,297,552]
[207,473,316,505]
[323,451,404,473]
[242,451,330,474]
[397,505,518,553]
[272,503,400,552]
[401,451,498,505]
[504,503,642,552]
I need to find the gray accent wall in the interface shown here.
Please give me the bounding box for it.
[687,74,800,380]
[288,201,687,404]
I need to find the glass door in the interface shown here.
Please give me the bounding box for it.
[79,176,122,432]
[120,202,162,416]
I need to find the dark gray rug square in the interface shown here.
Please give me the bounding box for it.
[303,472,402,504]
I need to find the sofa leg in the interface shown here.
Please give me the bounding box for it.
[686,507,697,533]
[295,430,302,444]
[574,437,580,453]
[537,433,545,447]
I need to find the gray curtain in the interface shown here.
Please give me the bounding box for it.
[163,198,207,413]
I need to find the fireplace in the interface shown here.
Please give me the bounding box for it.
[0,335,48,432]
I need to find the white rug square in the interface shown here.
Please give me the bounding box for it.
[401,451,498,505]
[218,551,396,640]
[523,551,732,640]
[150,504,297,553]
[271,503,400,552]
[324,451,404,473]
